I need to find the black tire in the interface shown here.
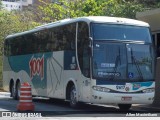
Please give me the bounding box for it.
[10,83,16,99]
[118,104,132,111]
[11,82,20,100]
[15,82,21,100]
[10,83,13,97]
[69,85,79,108]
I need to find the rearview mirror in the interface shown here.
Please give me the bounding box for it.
[88,37,93,56]
[89,37,93,48]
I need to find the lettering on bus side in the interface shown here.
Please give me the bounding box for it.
[116,85,125,90]
[29,55,44,80]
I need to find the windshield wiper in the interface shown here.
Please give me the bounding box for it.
[110,47,121,81]
[130,48,144,81]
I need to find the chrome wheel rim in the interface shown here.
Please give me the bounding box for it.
[70,86,77,105]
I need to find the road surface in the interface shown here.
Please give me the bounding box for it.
[0,92,159,119]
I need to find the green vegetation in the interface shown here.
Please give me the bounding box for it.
[0,56,2,88]
[38,0,160,22]
[0,0,160,88]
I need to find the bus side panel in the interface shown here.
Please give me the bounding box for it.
[3,50,86,100]
[47,51,64,99]
[63,50,91,102]
[3,55,38,94]
[3,53,54,97]
[3,55,12,91]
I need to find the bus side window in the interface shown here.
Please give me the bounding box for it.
[64,23,76,50]
[10,37,21,56]
[77,22,90,77]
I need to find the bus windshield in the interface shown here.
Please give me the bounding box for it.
[92,23,152,42]
[92,24,154,82]
[93,42,154,81]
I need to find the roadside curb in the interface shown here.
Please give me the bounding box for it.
[0,92,10,97]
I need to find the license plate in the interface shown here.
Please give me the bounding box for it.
[121,96,132,101]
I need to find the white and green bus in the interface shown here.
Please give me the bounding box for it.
[3,16,155,110]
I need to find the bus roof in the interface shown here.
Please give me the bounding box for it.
[6,16,149,39]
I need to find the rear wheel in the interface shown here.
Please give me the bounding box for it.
[10,81,20,100]
[10,83,16,99]
[69,85,79,108]
[15,82,21,100]
[118,104,132,111]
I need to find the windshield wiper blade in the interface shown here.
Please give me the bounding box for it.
[131,48,144,81]
[110,47,121,81]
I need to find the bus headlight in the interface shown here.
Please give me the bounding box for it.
[92,86,110,92]
[142,88,155,93]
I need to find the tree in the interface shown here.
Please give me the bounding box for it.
[95,0,144,19]
[0,10,40,55]
[0,1,2,10]
[39,0,147,21]
[0,8,41,84]
[39,0,107,22]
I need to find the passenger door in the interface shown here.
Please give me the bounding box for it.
[77,22,91,102]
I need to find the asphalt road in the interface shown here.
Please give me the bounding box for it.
[0,92,160,119]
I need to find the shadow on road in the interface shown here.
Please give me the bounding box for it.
[33,97,118,111]
[32,97,126,117]
[0,96,157,117]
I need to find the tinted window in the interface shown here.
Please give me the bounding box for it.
[48,23,76,51]
[77,22,90,77]
[5,23,76,56]
[92,23,151,43]
[4,40,10,56]
[8,36,24,56]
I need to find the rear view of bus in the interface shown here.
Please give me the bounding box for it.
[90,17,155,110]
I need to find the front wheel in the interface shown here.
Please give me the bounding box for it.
[15,82,21,100]
[69,85,79,108]
[118,104,132,111]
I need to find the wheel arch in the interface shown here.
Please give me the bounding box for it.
[9,78,21,91]
[9,79,14,93]
[66,79,77,100]
[15,78,21,88]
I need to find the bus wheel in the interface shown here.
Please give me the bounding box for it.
[70,85,79,108]
[15,81,21,100]
[118,104,131,111]
[11,83,16,99]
